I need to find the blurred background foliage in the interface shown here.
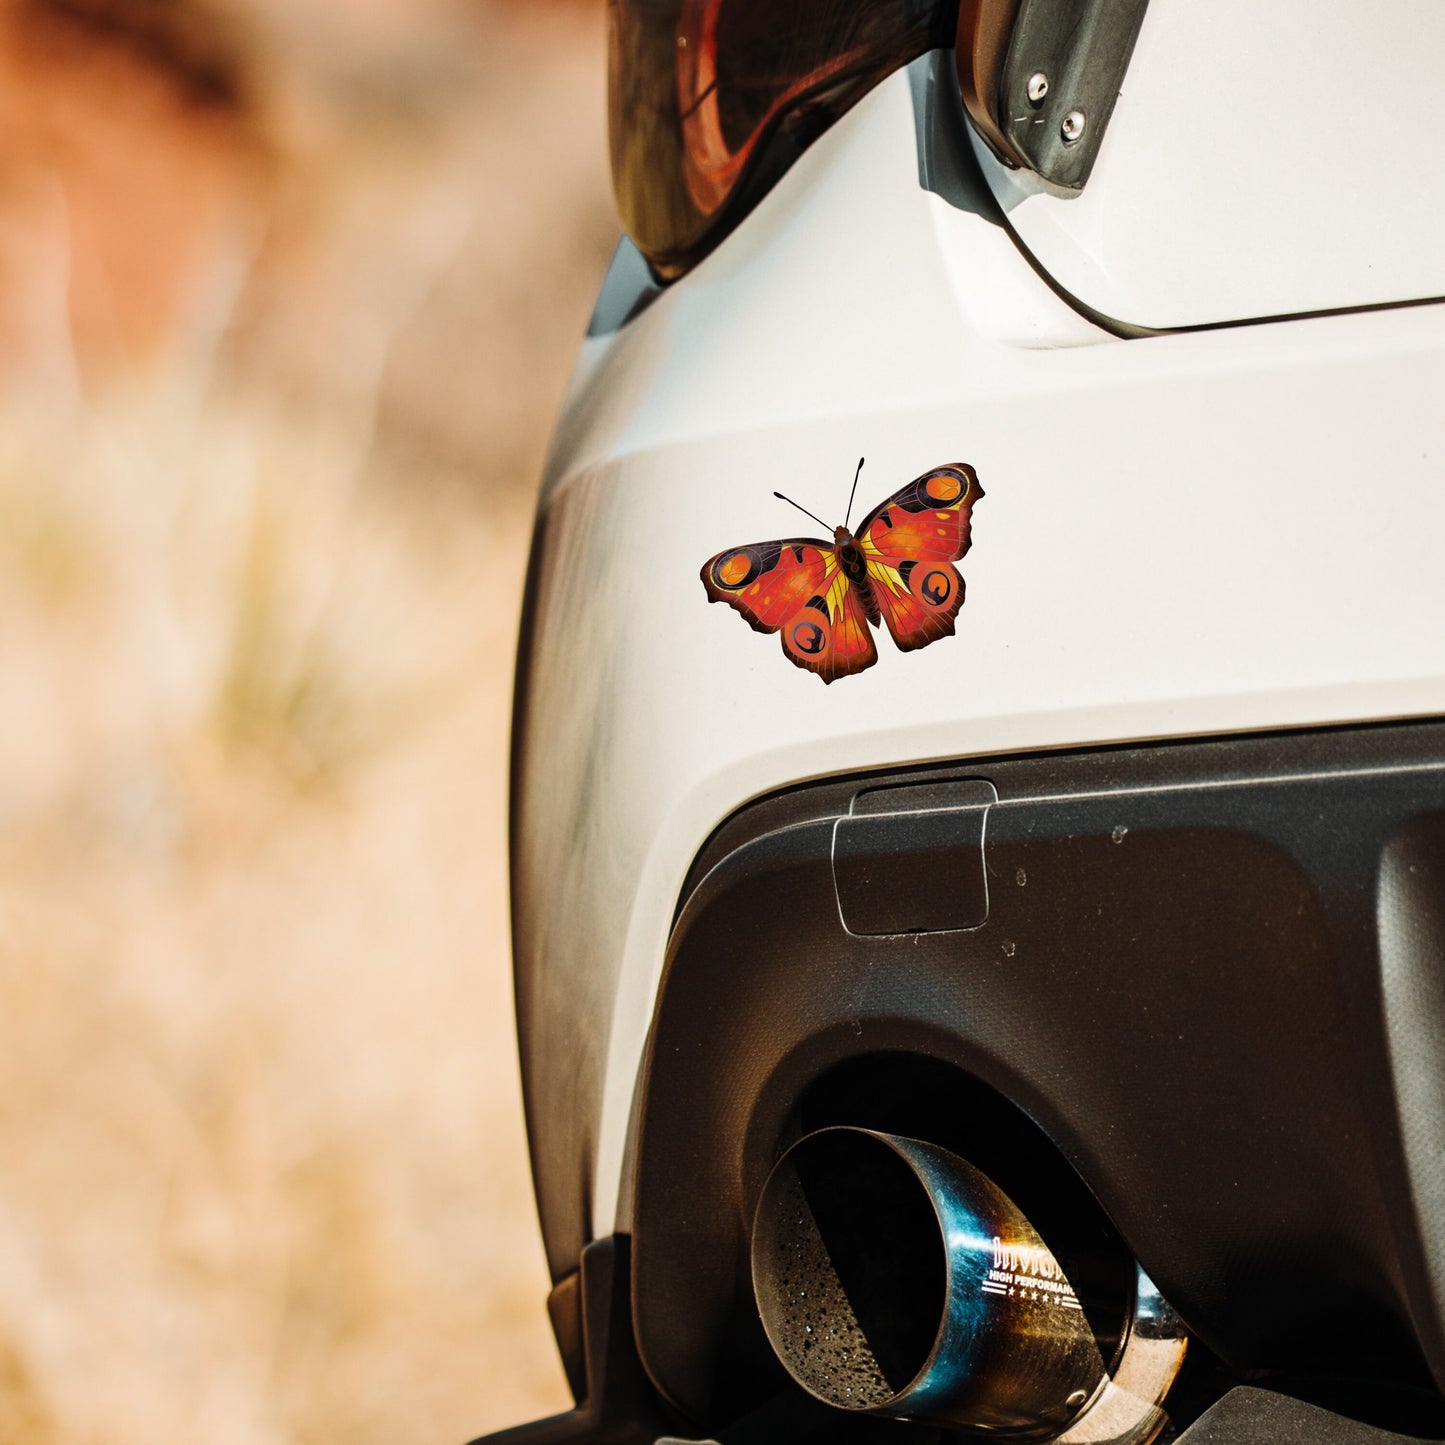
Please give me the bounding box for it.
[0,0,614,1439]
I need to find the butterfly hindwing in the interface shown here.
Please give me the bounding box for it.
[702,539,878,682]
[782,563,877,683]
[859,463,982,650]
[865,555,965,651]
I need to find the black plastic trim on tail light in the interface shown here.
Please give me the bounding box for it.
[608,0,960,280]
[996,0,1149,188]
[956,0,1149,188]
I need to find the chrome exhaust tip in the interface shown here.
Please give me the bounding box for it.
[751,1127,1184,1441]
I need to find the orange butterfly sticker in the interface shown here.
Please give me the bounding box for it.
[700,459,983,683]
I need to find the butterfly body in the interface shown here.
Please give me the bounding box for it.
[831,526,882,620]
[701,463,983,683]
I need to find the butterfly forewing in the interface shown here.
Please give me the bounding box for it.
[858,463,982,564]
[701,538,832,633]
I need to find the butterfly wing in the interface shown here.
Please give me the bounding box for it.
[799,560,877,682]
[701,538,830,632]
[857,463,983,652]
[701,538,878,682]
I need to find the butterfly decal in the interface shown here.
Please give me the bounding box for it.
[700,461,983,683]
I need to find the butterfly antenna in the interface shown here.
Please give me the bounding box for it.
[843,457,864,531]
[773,492,832,531]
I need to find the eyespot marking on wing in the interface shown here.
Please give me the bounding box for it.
[919,567,952,606]
[714,550,756,589]
[790,616,827,655]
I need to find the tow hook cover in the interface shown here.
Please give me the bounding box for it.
[832,779,996,935]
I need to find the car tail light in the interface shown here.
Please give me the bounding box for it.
[608,0,959,279]
[608,0,1151,282]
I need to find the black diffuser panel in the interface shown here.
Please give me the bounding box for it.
[629,721,1445,1429]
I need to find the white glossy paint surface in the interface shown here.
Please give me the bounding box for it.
[514,67,1445,1249]
[974,0,1445,328]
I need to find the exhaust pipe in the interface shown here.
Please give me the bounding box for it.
[751,1127,1181,1440]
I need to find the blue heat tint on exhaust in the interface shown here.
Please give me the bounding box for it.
[751,1127,1107,1434]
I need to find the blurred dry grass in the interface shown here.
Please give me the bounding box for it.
[0,1,616,1440]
